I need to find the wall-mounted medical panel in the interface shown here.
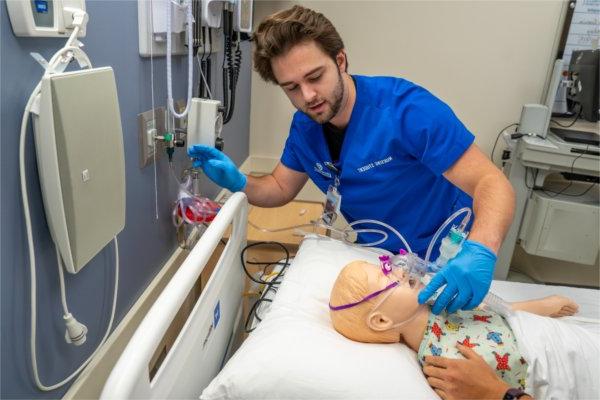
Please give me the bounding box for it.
[32,67,125,273]
[138,0,187,57]
[520,189,599,265]
[6,0,87,37]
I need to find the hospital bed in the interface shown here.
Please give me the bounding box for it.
[101,192,600,399]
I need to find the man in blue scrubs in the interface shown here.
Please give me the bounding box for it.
[188,6,515,315]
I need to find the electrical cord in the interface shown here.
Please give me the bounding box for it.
[241,242,290,285]
[490,123,518,164]
[244,296,272,333]
[541,144,587,198]
[224,40,242,123]
[20,21,120,391]
[222,36,231,122]
[550,105,582,128]
[240,242,291,333]
[557,182,598,197]
[221,9,242,125]
[524,145,597,198]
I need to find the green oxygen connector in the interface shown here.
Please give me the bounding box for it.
[162,132,175,161]
[448,226,466,245]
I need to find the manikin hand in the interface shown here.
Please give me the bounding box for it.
[422,344,516,400]
[187,145,247,192]
[418,240,496,314]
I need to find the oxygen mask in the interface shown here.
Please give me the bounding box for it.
[380,251,439,289]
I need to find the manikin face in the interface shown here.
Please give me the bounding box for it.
[271,41,346,124]
[362,262,424,327]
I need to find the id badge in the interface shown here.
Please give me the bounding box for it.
[323,184,342,225]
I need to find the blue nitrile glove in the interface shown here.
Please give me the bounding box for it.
[187,145,247,192]
[418,240,496,315]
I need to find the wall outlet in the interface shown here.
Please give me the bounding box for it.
[138,107,166,168]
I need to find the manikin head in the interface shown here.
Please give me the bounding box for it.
[329,260,424,344]
[252,5,350,124]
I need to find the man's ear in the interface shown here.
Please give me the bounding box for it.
[367,311,395,331]
[336,50,347,73]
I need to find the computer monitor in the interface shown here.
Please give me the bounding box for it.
[566,49,599,122]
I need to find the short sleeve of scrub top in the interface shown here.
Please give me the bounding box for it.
[393,88,474,176]
[280,121,305,173]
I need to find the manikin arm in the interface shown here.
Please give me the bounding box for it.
[509,295,579,318]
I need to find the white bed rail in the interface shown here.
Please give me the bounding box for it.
[101,192,248,399]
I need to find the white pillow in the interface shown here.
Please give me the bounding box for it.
[201,235,437,400]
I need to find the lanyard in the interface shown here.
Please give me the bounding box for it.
[322,161,342,225]
[324,161,341,188]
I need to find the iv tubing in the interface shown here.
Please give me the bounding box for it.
[345,228,388,247]
[19,25,119,391]
[166,0,194,118]
[245,213,411,253]
[248,220,315,234]
[424,207,471,263]
[347,219,412,253]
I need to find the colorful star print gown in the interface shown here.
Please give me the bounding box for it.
[417,309,528,390]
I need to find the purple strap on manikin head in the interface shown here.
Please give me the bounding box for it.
[329,281,399,311]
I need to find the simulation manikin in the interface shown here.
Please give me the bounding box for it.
[329,260,599,399]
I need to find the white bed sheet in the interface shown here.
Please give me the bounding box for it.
[490,280,600,335]
[202,235,600,400]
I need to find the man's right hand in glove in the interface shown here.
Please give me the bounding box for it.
[187,145,247,192]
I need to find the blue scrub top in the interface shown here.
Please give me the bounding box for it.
[281,75,474,257]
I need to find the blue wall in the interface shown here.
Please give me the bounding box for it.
[1,1,251,397]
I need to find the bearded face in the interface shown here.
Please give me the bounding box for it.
[272,41,347,124]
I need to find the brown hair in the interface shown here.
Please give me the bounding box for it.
[252,5,346,84]
[329,261,398,344]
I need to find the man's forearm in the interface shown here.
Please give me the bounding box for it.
[244,174,293,207]
[468,172,515,254]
